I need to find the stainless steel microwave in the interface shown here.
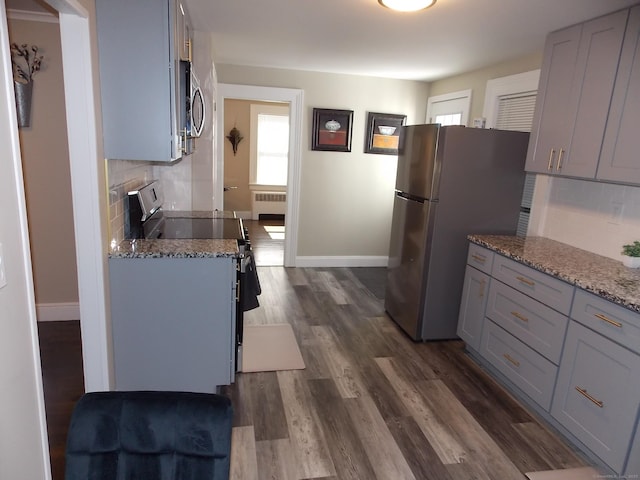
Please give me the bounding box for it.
[177,60,205,156]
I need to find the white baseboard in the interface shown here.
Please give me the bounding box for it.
[295,256,389,268]
[36,302,80,322]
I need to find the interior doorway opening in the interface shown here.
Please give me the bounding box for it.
[215,84,303,268]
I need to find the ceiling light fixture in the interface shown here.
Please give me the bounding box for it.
[378,0,436,12]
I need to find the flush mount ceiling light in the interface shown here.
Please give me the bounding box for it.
[378,0,436,12]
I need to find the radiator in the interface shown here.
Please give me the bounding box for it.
[251,191,286,220]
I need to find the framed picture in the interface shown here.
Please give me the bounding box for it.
[364,112,407,155]
[312,108,353,152]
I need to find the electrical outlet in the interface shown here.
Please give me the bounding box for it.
[0,243,7,289]
[608,201,624,225]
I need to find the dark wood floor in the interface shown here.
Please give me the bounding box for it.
[223,267,588,479]
[37,227,588,479]
[244,217,285,266]
[38,320,85,480]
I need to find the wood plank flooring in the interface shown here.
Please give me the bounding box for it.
[224,266,589,479]
[244,217,285,266]
[37,231,589,479]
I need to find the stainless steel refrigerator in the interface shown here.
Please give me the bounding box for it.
[384,124,529,341]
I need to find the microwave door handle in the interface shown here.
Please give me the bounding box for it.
[191,86,205,137]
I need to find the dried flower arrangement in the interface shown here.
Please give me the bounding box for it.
[10,43,44,83]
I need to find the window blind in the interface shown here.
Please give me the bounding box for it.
[494,91,537,237]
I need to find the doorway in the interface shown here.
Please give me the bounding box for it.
[215,83,303,267]
[223,98,288,266]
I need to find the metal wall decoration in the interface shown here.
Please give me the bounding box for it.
[10,43,44,128]
[226,126,243,155]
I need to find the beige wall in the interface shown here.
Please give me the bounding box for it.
[429,51,543,123]
[217,64,431,258]
[8,18,78,305]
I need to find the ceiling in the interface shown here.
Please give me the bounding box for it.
[6,0,640,82]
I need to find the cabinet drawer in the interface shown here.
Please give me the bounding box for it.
[491,255,574,314]
[480,320,558,411]
[486,281,568,363]
[571,289,640,354]
[467,243,494,275]
[551,321,640,473]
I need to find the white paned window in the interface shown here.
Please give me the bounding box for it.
[250,104,289,186]
[426,89,471,126]
[486,73,539,238]
[434,113,462,126]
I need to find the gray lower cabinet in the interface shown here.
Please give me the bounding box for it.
[457,265,490,351]
[459,242,640,475]
[551,321,640,474]
[480,320,557,410]
[109,257,237,393]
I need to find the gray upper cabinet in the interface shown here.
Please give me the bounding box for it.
[176,1,192,62]
[96,0,187,162]
[598,6,640,184]
[525,10,627,178]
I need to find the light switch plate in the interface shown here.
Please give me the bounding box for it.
[0,242,7,289]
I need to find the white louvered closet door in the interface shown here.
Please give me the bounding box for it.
[494,92,537,237]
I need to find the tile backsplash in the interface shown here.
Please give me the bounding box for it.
[531,176,640,261]
[107,160,153,246]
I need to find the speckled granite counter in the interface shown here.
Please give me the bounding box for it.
[468,235,640,313]
[109,238,240,259]
[109,210,240,259]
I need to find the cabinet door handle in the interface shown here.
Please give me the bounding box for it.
[511,311,529,323]
[471,254,486,263]
[575,386,604,408]
[556,148,565,170]
[235,280,240,303]
[516,276,535,287]
[479,279,486,298]
[594,313,622,328]
[503,353,520,367]
[547,148,556,170]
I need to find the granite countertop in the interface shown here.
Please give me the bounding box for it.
[109,210,240,259]
[109,238,239,259]
[468,235,640,314]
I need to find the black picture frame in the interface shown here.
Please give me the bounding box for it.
[364,112,407,155]
[311,108,354,152]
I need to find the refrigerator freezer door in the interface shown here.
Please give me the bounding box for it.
[385,193,435,340]
[395,124,440,200]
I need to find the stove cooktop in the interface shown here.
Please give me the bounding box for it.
[158,217,244,240]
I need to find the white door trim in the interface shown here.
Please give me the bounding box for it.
[216,84,303,267]
[47,0,113,392]
[426,89,472,125]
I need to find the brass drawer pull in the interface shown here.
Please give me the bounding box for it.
[556,148,565,170]
[594,313,622,328]
[516,276,535,287]
[511,311,529,323]
[471,254,486,263]
[547,148,555,170]
[575,386,604,408]
[503,353,520,367]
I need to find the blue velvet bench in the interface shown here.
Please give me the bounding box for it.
[65,391,233,480]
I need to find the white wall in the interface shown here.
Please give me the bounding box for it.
[530,177,640,261]
[0,3,50,478]
[216,64,431,261]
